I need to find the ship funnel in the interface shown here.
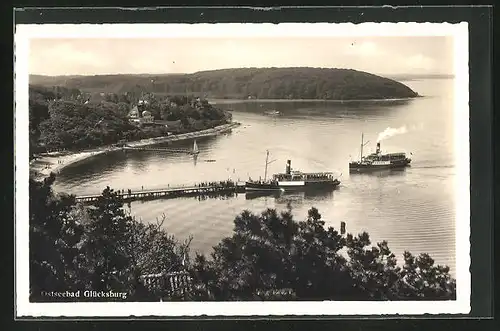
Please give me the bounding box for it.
[376,142,381,154]
[286,160,291,175]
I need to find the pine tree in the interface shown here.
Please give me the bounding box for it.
[29,173,83,301]
[83,187,134,295]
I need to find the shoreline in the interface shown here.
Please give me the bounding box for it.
[30,121,241,179]
[208,96,422,104]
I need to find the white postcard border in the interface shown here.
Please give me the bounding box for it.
[15,22,470,317]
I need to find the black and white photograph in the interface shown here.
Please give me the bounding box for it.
[15,22,470,316]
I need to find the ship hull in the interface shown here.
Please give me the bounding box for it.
[304,180,341,188]
[349,159,411,173]
[245,179,340,191]
[245,182,281,191]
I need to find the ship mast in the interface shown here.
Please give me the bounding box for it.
[264,150,276,181]
[360,133,370,162]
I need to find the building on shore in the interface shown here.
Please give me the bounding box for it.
[127,105,154,125]
[140,110,155,124]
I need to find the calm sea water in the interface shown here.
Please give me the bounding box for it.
[54,79,457,275]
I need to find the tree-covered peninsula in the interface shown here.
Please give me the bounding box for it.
[29,84,231,155]
[30,67,419,100]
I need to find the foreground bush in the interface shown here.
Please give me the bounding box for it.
[29,175,456,302]
[29,85,230,153]
[29,174,189,302]
[189,207,456,301]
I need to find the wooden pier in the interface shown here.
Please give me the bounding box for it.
[75,182,246,203]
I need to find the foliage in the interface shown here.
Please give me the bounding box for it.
[28,84,230,153]
[29,176,188,302]
[29,173,84,300]
[38,100,137,150]
[80,187,135,293]
[189,207,456,301]
[29,177,455,302]
[28,85,81,157]
[30,67,419,100]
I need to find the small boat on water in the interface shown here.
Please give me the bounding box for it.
[349,133,411,173]
[263,110,281,116]
[204,159,216,163]
[246,151,341,191]
[190,140,200,155]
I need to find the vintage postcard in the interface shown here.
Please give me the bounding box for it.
[15,22,470,317]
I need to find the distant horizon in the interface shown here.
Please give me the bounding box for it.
[28,67,456,78]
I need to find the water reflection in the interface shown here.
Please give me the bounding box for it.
[156,135,219,149]
[130,191,239,204]
[245,186,337,204]
[123,149,156,172]
[57,150,129,182]
[348,168,409,179]
[215,99,414,118]
[245,190,281,200]
[56,133,226,186]
[277,188,336,205]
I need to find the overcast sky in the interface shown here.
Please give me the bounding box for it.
[29,36,454,76]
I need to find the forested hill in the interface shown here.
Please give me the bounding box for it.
[30,67,419,100]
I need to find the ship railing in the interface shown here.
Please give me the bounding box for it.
[305,172,335,176]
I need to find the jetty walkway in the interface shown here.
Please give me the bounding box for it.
[75,181,246,203]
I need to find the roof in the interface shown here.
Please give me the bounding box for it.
[128,106,139,118]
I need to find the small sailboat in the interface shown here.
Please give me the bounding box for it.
[192,140,200,155]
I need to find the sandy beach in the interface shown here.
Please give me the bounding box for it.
[30,122,241,179]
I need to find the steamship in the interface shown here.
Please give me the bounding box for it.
[349,133,412,173]
[245,151,341,191]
